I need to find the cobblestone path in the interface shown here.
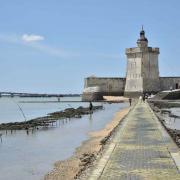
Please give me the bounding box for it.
[89,102,180,180]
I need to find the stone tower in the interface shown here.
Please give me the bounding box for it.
[124,28,160,97]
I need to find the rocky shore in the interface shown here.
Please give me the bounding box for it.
[0,105,103,131]
[148,100,180,147]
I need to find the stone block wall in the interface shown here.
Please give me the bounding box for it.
[125,46,160,95]
[82,77,126,100]
[160,77,180,91]
[84,77,125,94]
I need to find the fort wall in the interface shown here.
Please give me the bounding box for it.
[160,77,180,90]
[82,77,125,101]
[82,76,180,101]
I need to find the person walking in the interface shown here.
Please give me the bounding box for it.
[143,95,146,102]
[129,98,132,106]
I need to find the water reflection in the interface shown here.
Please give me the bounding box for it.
[0,116,82,137]
[88,113,93,126]
[0,133,2,143]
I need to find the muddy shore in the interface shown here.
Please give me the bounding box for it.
[148,100,180,147]
[44,106,130,180]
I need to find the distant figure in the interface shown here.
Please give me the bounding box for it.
[89,102,93,113]
[25,127,29,135]
[139,96,142,102]
[143,95,146,102]
[58,97,60,102]
[145,94,148,100]
[129,98,132,106]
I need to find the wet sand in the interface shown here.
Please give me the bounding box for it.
[44,106,130,180]
[103,96,129,102]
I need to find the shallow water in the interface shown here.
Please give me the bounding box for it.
[0,97,128,180]
[161,103,180,130]
[0,96,87,123]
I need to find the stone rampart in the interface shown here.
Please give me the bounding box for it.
[160,77,180,91]
[82,77,125,101]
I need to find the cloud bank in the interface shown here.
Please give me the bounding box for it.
[22,34,44,42]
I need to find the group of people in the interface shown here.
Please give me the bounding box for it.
[128,93,149,106]
[139,94,149,102]
[90,93,149,109]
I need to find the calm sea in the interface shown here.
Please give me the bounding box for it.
[0,97,128,180]
[0,96,87,123]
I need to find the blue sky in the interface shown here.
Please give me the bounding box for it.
[0,0,180,94]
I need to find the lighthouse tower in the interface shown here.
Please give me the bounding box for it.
[124,27,160,97]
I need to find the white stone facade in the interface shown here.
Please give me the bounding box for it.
[124,29,160,96]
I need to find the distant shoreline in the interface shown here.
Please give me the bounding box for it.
[0,94,81,98]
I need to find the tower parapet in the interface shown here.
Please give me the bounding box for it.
[126,47,159,54]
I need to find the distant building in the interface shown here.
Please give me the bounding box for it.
[82,28,180,101]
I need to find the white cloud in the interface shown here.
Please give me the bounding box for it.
[0,33,79,58]
[22,34,44,42]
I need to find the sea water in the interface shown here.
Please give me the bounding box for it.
[0,97,128,180]
[0,96,86,123]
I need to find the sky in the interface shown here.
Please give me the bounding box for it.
[0,0,180,94]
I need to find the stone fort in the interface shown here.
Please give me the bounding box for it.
[82,28,180,101]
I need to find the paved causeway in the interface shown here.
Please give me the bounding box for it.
[89,102,180,180]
